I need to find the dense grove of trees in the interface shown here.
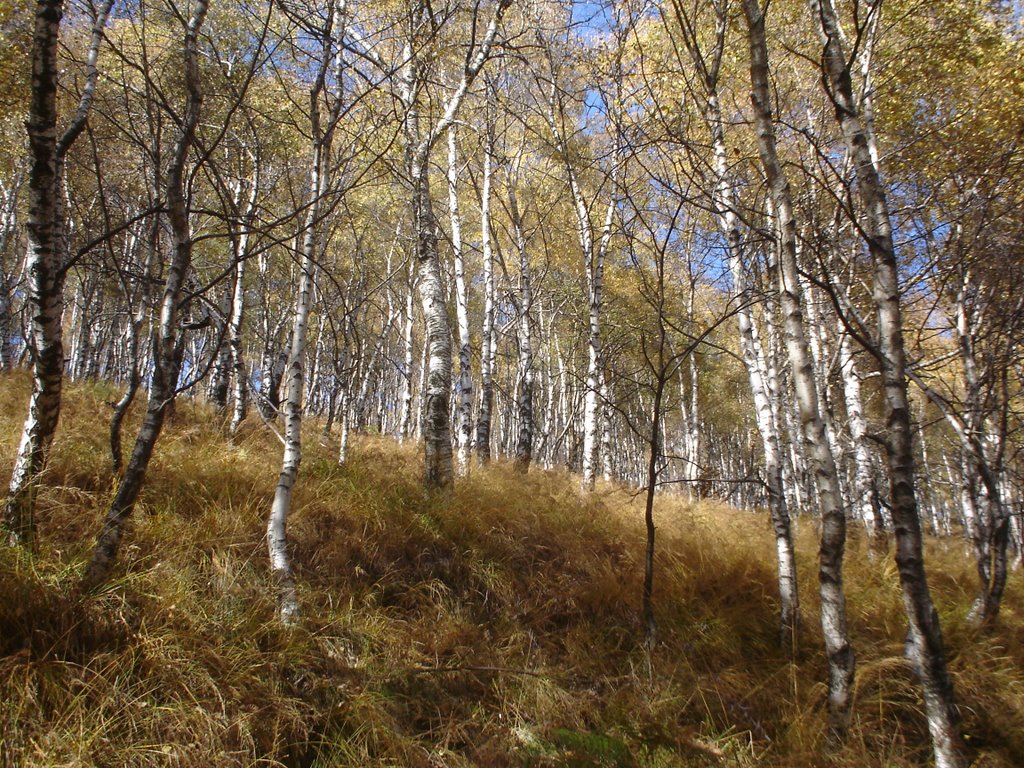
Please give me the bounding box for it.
[1,0,1022,763]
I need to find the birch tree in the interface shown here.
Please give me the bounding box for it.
[394,0,514,486]
[664,0,799,644]
[83,0,210,588]
[475,91,496,464]
[742,0,854,740]
[448,124,473,474]
[507,155,535,472]
[4,0,114,545]
[807,0,965,762]
[266,0,351,622]
[535,20,618,490]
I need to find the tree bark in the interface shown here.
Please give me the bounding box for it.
[808,0,965,763]
[475,114,496,465]
[448,125,474,475]
[508,163,534,472]
[839,330,884,543]
[83,0,209,588]
[399,0,512,485]
[5,0,113,545]
[743,0,854,740]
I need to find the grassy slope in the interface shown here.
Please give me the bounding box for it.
[0,372,1021,767]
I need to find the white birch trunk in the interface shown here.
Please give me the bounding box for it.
[448,125,473,475]
[508,168,534,471]
[579,177,615,491]
[475,124,495,465]
[83,0,207,586]
[808,0,965,761]
[6,0,113,544]
[0,176,20,370]
[267,0,348,622]
[400,0,511,485]
[840,331,882,538]
[743,0,853,737]
[398,259,416,442]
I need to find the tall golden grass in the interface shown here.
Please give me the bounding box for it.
[0,371,1021,766]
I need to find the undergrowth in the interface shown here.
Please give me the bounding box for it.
[0,372,1022,766]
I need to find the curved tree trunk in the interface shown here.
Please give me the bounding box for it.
[83,0,208,588]
[110,215,158,473]
[808,0,964,763]
[743,0,854,740]
[5,0,113,546]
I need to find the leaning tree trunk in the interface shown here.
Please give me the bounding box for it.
[5,0,113,546]
[110,211,158,472]
[82,0,208,589]
[743,0,854,741]
[808,0,965,763]
[953,266,1009,625]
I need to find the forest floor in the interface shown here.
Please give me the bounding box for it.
[0,372,1022,767]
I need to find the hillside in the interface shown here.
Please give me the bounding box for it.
[1,373,1022,767]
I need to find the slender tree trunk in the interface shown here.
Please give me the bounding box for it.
[337,385,350,464]
[228,213,251,436]
[953,267,1009,625]
[508,172,534,471]
[808,0,964,763]
[208,287,233,410]
[0,176,23,370]
[475,121,495,466]
[712,85,800,641]
[840,330,883,543]
[448,126,474,474]
[110,218,158,473]
[743,0,854,739]
[83,0,208,588]
[268,222,316,624]
[642,369,665,651]
[5,0,113,545]
[398,258,415,442]
[267,0,349,621]
[220,171,258,435]
[578,172,615,491]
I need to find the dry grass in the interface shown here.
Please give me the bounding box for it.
[0,371,1022,766]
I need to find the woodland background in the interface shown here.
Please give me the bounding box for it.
[0,0,1023,765]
